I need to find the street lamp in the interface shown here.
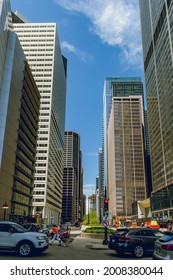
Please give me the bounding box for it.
[2,202,8,221]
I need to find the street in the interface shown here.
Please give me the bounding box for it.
[0,229,152,260]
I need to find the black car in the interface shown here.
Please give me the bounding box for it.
[108,228,165,258]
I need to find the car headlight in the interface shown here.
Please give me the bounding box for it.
[36,236,45,240]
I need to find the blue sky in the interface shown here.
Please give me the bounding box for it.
[10,0,145,198]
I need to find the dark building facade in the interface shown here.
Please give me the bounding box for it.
[10,61,40,223]
[139,0,173,220]
[62,131,83,223]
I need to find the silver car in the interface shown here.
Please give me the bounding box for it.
[153,231,173,260]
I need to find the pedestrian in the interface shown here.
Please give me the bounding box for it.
[49,224,61,245]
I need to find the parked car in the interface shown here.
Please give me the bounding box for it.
[108,228,165,258]
[153,231,173,260]
[22,223,41,232]
[42,224,53,237]
[0,221,49,257]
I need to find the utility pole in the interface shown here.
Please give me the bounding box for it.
[88,196,90,224]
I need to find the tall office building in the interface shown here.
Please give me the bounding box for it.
[62,131,83,223]
[103,77,145,187]
[0,0,40,221]
[103,77,147,220]
[139,0,173,219]
[107,95,146,221]
[12,13,67,225]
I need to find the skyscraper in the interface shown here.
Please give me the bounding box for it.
[139,0,173,219]
[103,77,145,185]
[62,131,83,223]
[103,77,146,220]
[12,13,67,225]
[0,0,40,221]
[107,95,146,220]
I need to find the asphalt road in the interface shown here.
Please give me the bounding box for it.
[0,230,152,260]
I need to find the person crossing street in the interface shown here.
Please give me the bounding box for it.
[49,225,61,246]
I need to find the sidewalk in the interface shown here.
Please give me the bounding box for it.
[71,235,108,250]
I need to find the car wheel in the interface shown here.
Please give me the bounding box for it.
[17,241,34,257]
[132,244,144,258]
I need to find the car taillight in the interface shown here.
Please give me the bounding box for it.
[119,236,131,241]
[119,236,125,241]
[162,244,173,251]
[125,237,131,241]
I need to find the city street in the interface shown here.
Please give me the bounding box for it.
[0,229,152,260]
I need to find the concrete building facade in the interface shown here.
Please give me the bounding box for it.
[103,77,147,221]
[107,95,146,221]
[12,13,67,225]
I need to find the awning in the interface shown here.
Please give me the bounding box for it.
[138,198,150,209]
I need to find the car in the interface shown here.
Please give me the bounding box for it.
[22,223,41,232]
[0,221,49,257]
[153,231,173,260]
[42,224,53,236]
[108,227,165,258]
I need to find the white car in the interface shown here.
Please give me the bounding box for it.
[0,221,49,256]
[153,231,173,260]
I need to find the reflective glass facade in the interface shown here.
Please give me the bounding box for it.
[139,0,173,218]
[11,61,40,221]
[62,131,83,223]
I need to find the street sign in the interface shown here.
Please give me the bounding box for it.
[102,220,109,227]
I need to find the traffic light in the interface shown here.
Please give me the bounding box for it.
[104,199,109,212]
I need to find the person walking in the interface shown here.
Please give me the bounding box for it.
[49,225,61,245]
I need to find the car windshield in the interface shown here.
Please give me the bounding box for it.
[153,230,165,237]
[127,230,139,236]
[10,224,27,233]
[23,224,31,230]
[159,235,173,242]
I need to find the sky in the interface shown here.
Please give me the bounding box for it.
[10,0,145,198]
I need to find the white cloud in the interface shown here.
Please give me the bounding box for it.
[55,0,142,67]
[61,40,93,63]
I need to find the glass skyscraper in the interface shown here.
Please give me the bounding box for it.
[62,131,83,224]
[0,0,40,222]
[139,0,173,219]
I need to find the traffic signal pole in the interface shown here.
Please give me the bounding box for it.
[102,188,109,245]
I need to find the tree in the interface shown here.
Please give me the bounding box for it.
[82,209,100,225]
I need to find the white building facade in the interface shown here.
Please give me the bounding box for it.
[13,16,67,225]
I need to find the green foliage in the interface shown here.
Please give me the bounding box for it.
[84,227,114,234]
[81,209,101,226]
